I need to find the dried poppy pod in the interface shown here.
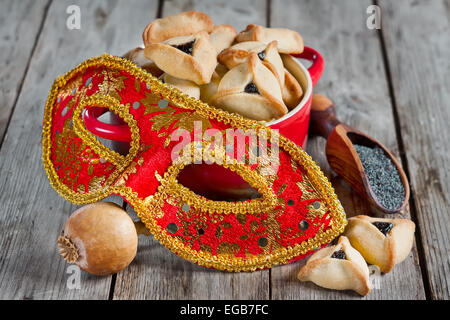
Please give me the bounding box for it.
[58,202,138,275]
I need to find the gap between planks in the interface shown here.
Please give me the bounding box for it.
[374,0,432,300]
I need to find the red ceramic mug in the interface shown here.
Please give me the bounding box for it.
[83,47,324,199]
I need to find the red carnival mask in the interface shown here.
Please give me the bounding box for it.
[42,54,346,271]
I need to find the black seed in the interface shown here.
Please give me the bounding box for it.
[167,223,178,234]
[257,50,265,60]
[354,145,405,210]
[172,40,195,55]
[287,199,294,206]
[258,237,268,247]
[298,220,309,231]
[198,228,205,235]
[244,82,259,94]
[372,221,393,236]
[313,201,321,209]
[331,249,346,260]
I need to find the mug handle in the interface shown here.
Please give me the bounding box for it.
[83,107,132,142]
[291,46,324,87]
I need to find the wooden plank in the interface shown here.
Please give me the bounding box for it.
[378,0,450,300]
[0,0,158,299]
[114,206,269,300]
[161,0,266,32]
[112,0,270,300]
[270,0,426,299]
[0,0,50,145]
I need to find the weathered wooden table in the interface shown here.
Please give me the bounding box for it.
[0,0,448,300]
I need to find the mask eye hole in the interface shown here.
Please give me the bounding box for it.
[82,107,131,156]
[177,163,262,202]
[73,95,140,169]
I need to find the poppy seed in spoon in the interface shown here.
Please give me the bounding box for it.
[354,145,405,210]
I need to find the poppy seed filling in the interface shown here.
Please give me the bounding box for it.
[331,249,346,260]
[244,82,259,94]
[257,50,265,60]
[372,221,393,236]
[172,40,195,55]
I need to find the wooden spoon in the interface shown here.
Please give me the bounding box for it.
[309,94,410,214]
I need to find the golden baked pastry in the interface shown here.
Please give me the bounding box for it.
[218,41,268,68]
[210,53,288,121]
[298,236,371,296]
[218,41,284,88]
[283,69,303,109]
[199,64,228,103]
[122,47,163,77]
[236,24,304,54]
[209,24,237,54]
[161,73,200,99]
[213,63,228,78]
[143,11,214,46]
[343,215,415,273]
[144,31,217,85]
[218,41,303,109]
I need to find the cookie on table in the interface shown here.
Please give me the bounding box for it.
[209,24,237,54]
[236,24,304,54]
[298,236,371,296]
[210,53,288,121]
[122,47,163,77]
[161,73,200,99]
[144,31,217,85]
[343,215,415,273]
[143,11,214,46]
